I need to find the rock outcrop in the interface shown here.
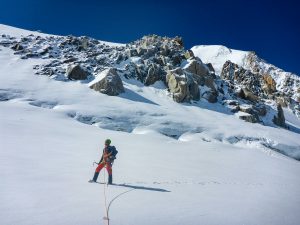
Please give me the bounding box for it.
[239,113,259,123]
[89,68,124,96]
[184,50,194,59]
[202,90,218,103]
[11,43,24,51]
[244,51,300,117]
[273,104,286,127]
[144,63,164,86]
[184,59,210,77]
[1,30,298,130]
[66,64,88,80]
[166,68,199,102]
[236,88,259,102]
[221,61,262,97]
[183,59,217,102]
[262,74,276,94]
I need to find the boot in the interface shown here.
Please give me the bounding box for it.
[108,174,113,184]
[92,172,99,182]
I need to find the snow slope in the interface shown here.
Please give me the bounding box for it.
[191,45,248,75]
[0,24,50,38]
[0,24,124,47]
[1,25,300,225]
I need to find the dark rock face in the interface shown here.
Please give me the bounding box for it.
[126,49,138,57]
[239,105,254,114]
[236,88,259,102]
[184,59,210,77]
[245,51,299,103]
[254,104,267,116]
[204,77,217,92]
[220,58,299,121]
[189,81,200,101]
[202,90,218,103]
[273,104,286,127]
[174,36,184,48]
[221,61,262,97]
[223,100,263,124]
[171,54,182,66]
[66,64,88,80]
[239,113,259,123]
[89,68,124,96]
[121,35,187,84]
[11,43,24,51]
[206,63,215,73]
[144,64,164,86]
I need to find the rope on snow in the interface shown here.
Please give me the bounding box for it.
[102,169,110,225]
[101,170,135,225]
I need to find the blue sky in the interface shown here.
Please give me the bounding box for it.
[0,0,299,74]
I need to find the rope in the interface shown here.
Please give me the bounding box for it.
[107,189,134,213]
[94,158,134,225]
[102,165,110,225]
[100,163,135,225]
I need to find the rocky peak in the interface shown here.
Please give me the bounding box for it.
[244,51,300,104]
[133,35,184,49]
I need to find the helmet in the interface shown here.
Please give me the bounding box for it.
[105,139,111,145]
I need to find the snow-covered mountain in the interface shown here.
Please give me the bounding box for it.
[191,45,248,75]
[192,45,300,116]
[1,24,300,225]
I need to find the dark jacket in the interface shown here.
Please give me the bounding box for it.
[99,146,117,163]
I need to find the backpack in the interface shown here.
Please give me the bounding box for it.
[108,146,118,160]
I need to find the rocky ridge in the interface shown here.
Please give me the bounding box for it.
[1,31,299,130]
[192,45,300,119]
[244,52,300,117]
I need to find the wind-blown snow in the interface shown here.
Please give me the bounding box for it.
[1,25,300,225]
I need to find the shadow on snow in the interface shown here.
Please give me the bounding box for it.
[113,183,171,192]
[97,182,170,192]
